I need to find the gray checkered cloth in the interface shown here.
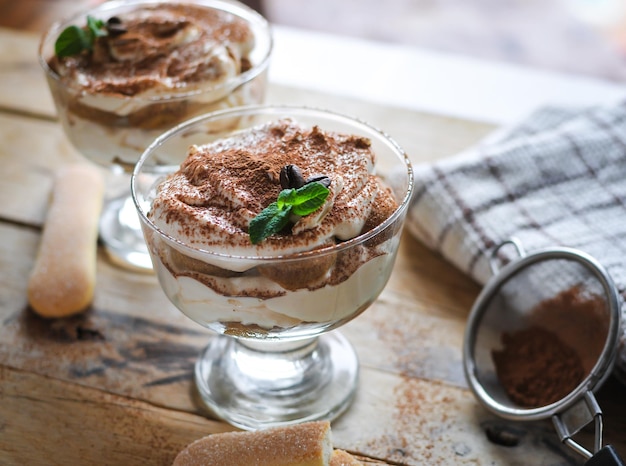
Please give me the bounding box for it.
[406,99,626,382]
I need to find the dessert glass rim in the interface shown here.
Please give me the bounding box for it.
[131,104,415,263]
[37,0,273,103]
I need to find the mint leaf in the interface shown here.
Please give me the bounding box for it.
[87,16,108,38]
[55,25,91,57]
[290,182,330,216]
[276,188,296,209]
[55,16,108,58]
[249,202,292,244]
[249,181,330,244]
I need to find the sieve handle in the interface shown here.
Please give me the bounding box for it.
[489,237,526,275]
[553,392,625,465]
[584,445,626,466]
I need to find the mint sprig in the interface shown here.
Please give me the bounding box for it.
[55,16,108,58]
[249,182,330,244]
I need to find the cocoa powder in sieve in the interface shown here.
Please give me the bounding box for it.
[492,286,608,408]
[492,326,584,407]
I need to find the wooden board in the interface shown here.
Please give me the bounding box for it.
[0,26,624,465]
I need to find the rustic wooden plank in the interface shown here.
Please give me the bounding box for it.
[0,112,86,226]
[0,28,55,119]
[0,365,235,466]
[0,365,386,466]
[334,369,585,466]
[2,341,622,466]
[0,358,604,466]
[3,217,624,465]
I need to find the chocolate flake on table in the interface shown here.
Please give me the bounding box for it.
[484,422,525,447]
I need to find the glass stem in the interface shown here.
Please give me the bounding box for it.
[194,332,358,430]
[229,337,324,394]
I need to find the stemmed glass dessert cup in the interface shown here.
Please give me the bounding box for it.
[131,105,414,430]
[38,0,272,271]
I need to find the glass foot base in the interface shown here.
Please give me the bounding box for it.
[99,194,153,272]
[195,332,359,430]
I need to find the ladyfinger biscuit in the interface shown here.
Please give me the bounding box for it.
[173,421,333,466]
[27,164,104,318]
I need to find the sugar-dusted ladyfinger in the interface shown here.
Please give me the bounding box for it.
[27,164,104,318]
[173,421,333,466]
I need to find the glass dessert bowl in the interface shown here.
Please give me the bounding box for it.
[132,105,414,430]
[38,0,272,271]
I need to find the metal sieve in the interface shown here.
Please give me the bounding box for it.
[463,238,625,465]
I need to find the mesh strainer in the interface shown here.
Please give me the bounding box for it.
[463,238,624,465]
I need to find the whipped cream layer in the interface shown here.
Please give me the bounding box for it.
[154,249,395,330]
[59,88,254,167]
[149,118,398,258]
[50,3,255,100]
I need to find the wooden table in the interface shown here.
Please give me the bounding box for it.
[1,27,624,465]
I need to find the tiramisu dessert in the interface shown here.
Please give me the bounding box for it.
[145,118,402,335]
[40,0,271,167]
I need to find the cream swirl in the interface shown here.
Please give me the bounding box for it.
[50,3,255,100]
[148,118,398,259]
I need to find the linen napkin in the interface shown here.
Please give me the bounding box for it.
[406,99,626,382]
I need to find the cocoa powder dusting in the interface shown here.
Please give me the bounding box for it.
[492,286,608,408]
